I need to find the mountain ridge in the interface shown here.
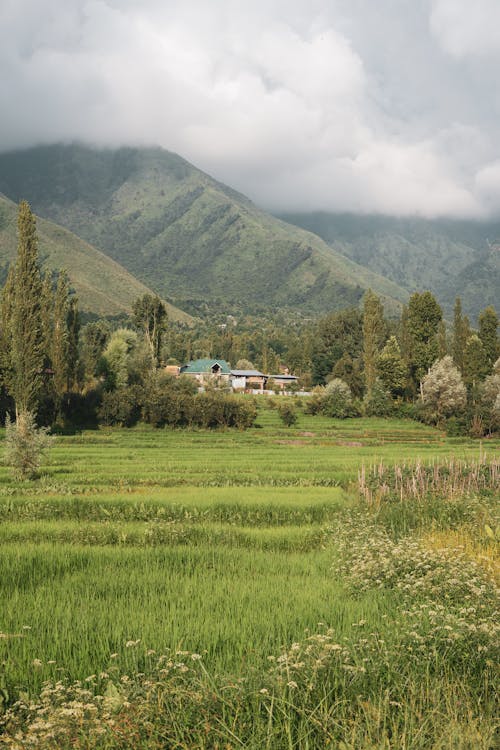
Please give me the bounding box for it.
[0,193,192,321]
[0,144,408,317]
[277,212,500,319]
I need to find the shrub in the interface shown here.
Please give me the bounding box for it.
[277,400,298,426]
[321,378,352,418]
[303,386,325,415]
[363,378,393,417]
[98,386,142,427]
[4,411,54,480]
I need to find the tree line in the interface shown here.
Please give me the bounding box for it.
[1,202,499,441]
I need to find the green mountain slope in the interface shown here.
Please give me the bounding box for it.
[0,144,407,315]
[0,194,191,321]
[278,213,500,320]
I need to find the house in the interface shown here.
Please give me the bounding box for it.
[267,373,299,391]
[179,359,232,385]
[230,369,266,392]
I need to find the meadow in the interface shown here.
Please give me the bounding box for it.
[0,408,498,748]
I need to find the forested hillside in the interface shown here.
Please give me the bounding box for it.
[0,144,407,316]
[0,194,190,320]
[279,212,500,319]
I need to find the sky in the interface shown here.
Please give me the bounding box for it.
[1,0,500,218]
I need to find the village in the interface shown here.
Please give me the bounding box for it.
[165,358,302,394]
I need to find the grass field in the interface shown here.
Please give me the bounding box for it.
[0,410,498,748]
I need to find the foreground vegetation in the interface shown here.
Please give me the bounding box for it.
[0,414,498,748]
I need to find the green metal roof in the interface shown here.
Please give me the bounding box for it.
[180,359,231,375]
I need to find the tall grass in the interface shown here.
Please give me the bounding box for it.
[358,454,499,506]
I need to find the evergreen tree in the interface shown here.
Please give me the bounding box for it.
[478,306,499,370]
[463,334,490,385]
[0,267,15,390]
[9,201,44,415]
[376,336,407,398]
[66,296,80,391]
[437,320,448,358]
[312,308,363,385]
[362,290,385,398]
[331,353,364,398]
[406,291,442,390]
[51,271,70,407]
[81,321,110,384]
[40,272,54,370]
[452,297,469,372]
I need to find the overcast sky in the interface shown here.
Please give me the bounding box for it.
[1,0,500,217]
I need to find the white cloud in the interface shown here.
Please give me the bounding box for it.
[0,0,499,218]
[430,0,500,59]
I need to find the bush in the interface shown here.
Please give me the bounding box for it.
[4,411,54,480]
[303,387,325,415]
[277,400,298,426]
[321,378,353,418]
[363,378,393,417]
[98,386,142,427]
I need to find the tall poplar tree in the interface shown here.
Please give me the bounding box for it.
[362,290,385,398]
[132,294,168,368]
[452,297,469,373]
[0,267,15,389]
[66,296,80,391]
[478,306,499,370]
[9,201,44,416]
[51,271,70,408]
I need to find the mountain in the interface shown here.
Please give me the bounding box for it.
[277,212,500,320]
[0,144,408,316]
[0,194,191,321]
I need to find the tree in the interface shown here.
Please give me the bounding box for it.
[312,308,363,385]
[321,378,353,418]
[132,294,167,368]
[405,291,442,390]
[452,297,469,373]
[463,335,490,385]
[481,358,500,432]
[421,355,467,423]
[102,329,138,390]
[9,201,44,415]
[81,321,110,384]
[0,266,15,389]
[362,290,385,398]
[376,336,407,398]
[478,306,499,371]
[331,353,364,398]
[66,296,80,390]
[40,272,55,370]
[437,320,448,358]
[51,271,71,407]
[363,378,393,417]
[235,358,255,370]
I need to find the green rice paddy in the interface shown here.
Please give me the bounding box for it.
[0,410,498,747]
